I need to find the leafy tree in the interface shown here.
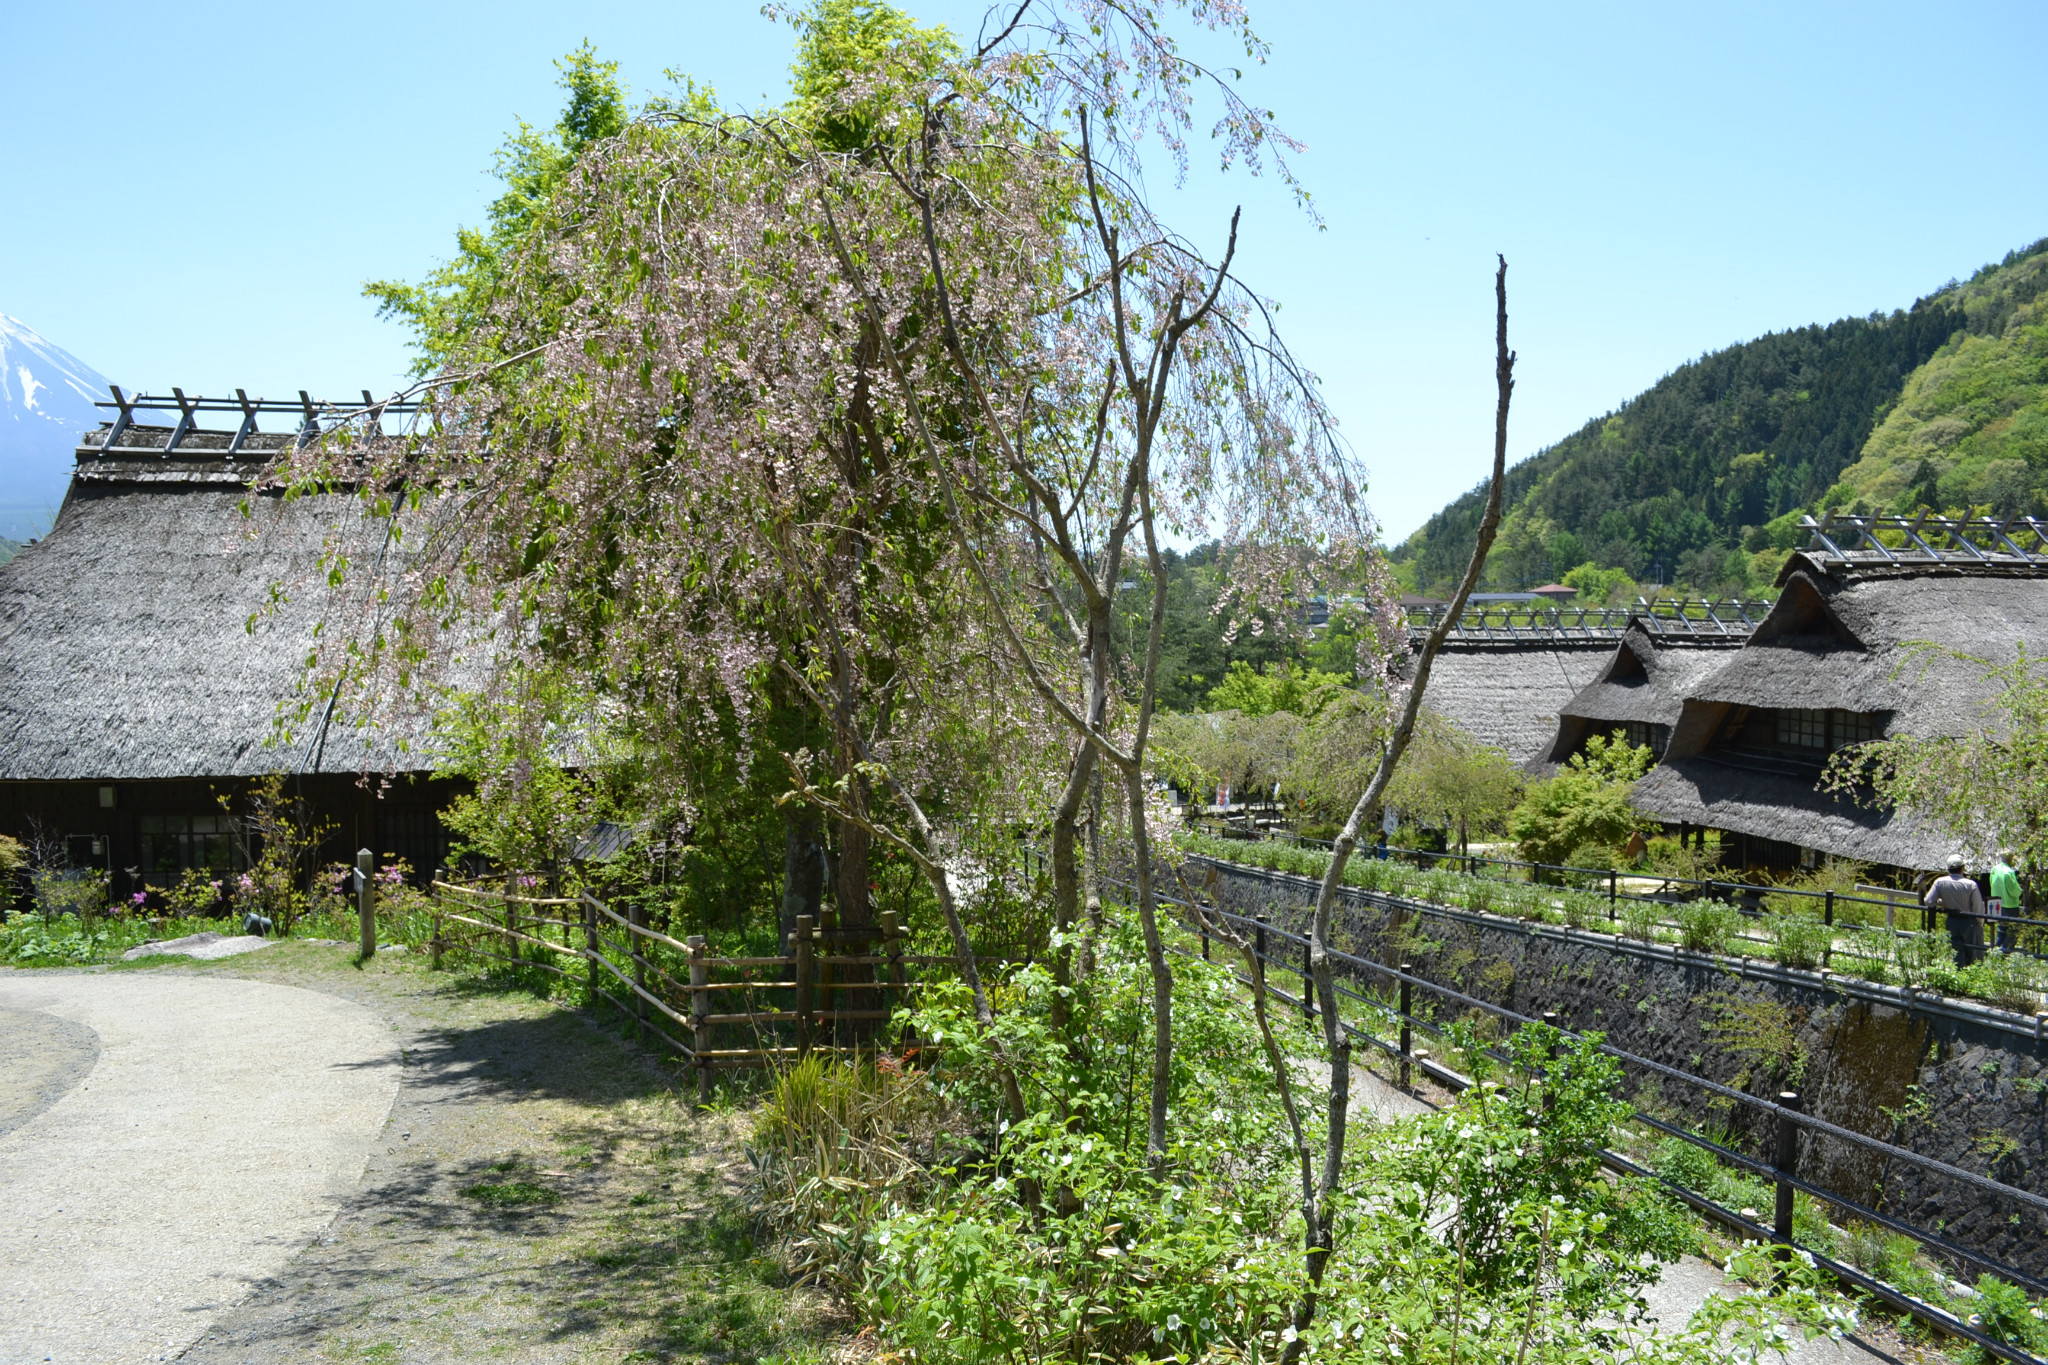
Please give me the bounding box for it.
[434,664,619,886]
[1508,733,1655,868]
[1280,689,1390,828]
[1204,659,1348,717]
[1560,560,1638,606]
[1383,709,1524,853]
[1152,707,1304,807]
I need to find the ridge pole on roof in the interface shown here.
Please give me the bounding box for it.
[296,390,321,449]
[99,385,137,453]
[1859,514,1899,563]
[1941,513,1989,561]
[163,388,199,457]
[228,389,258,455]
[1802,512,1849,562]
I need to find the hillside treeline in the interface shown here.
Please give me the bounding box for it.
[1398,238,2048,599]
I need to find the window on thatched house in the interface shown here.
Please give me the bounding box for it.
[1621,720,1671,757]
[1728,707,1885,759]
[1777,708,1831,749]
[139,815,237,881]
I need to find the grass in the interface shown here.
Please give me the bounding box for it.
[462,1178,562,1208]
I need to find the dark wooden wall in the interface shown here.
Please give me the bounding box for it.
[0,772,466,903]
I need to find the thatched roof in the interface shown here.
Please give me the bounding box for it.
[0,427,438,781]
[1418,643,1611,765]
[1666,554,2048,752]
[1631,757,1955,869]
[1540,627,1742,766]
[1631,553,2048,870]
[1559,628,1740,728]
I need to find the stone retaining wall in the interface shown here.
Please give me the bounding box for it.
[1190,856,2048,1278]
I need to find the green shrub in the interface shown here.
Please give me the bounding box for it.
[1767,908,1830,971]
[1674,899,1741,954]
[1560,889,1602,930]
[1620,896,1663,942]
[1652,1136,1720,1192]
[1970,1275,2048,1355]
[1893,927,1956,990]
[1960,949,2048,1014]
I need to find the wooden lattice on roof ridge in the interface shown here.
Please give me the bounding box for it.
[1801,510,2048,574]
[1405,597,1769,646]
[76,386,424,462]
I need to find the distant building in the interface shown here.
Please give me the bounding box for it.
[1632,519,2048,875]
[1422,642,1611,766]
[1529,582,1578,602]
[0,391,460,899]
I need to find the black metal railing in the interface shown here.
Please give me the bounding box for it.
[1114,871,2048,1365]
[1223,830,2048,958]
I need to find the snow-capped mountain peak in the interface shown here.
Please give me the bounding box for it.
[0,315,114,541]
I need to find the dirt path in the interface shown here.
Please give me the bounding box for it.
[3,944,831,1365]
[0,970,400,1364]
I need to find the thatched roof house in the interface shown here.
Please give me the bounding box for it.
[0,394,459,896]
[1542,626,1744,765]
[1632,536,2048,873]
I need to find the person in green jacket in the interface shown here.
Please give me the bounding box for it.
[1990,851,2023,951]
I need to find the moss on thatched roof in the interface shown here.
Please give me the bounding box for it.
[0,444,435,781]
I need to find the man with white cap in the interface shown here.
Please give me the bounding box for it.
[1924,855,1986,966]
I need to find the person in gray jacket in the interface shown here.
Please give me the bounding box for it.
[1924,855,1986,965]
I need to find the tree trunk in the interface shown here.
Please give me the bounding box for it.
[1049,739,1095,1032]
[832,808,877,1043]
[1119,760,1173,1171]
[779,808,823,949]
[1282,258,1515,1365]
[1080,765,1105,978]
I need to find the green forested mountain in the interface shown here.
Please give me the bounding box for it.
[1395,238,2048,598]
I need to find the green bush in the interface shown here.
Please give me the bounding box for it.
[1674,899,1741,954]
[1767,908,1830,971]
[1893,926,1956,990]
[1620,896,1663,942]
[1970,1275,2048,1355]
[1958,949,2048,1014]
[1652,1136,1720,1193]
[804,910,1853,1364]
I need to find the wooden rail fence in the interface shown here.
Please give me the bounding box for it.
[426,880,1000,1102]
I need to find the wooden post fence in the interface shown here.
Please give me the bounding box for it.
[356,848,375,959]
[687,934,710,1107]
[794,914,816,1058]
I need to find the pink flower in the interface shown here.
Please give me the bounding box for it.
[130,891,147,906]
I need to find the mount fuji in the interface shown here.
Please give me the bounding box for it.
[1,315,114,541]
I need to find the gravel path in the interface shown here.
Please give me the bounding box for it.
[0,971,401,1365]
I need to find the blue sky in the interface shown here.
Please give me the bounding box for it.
[5,1,2045,540]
